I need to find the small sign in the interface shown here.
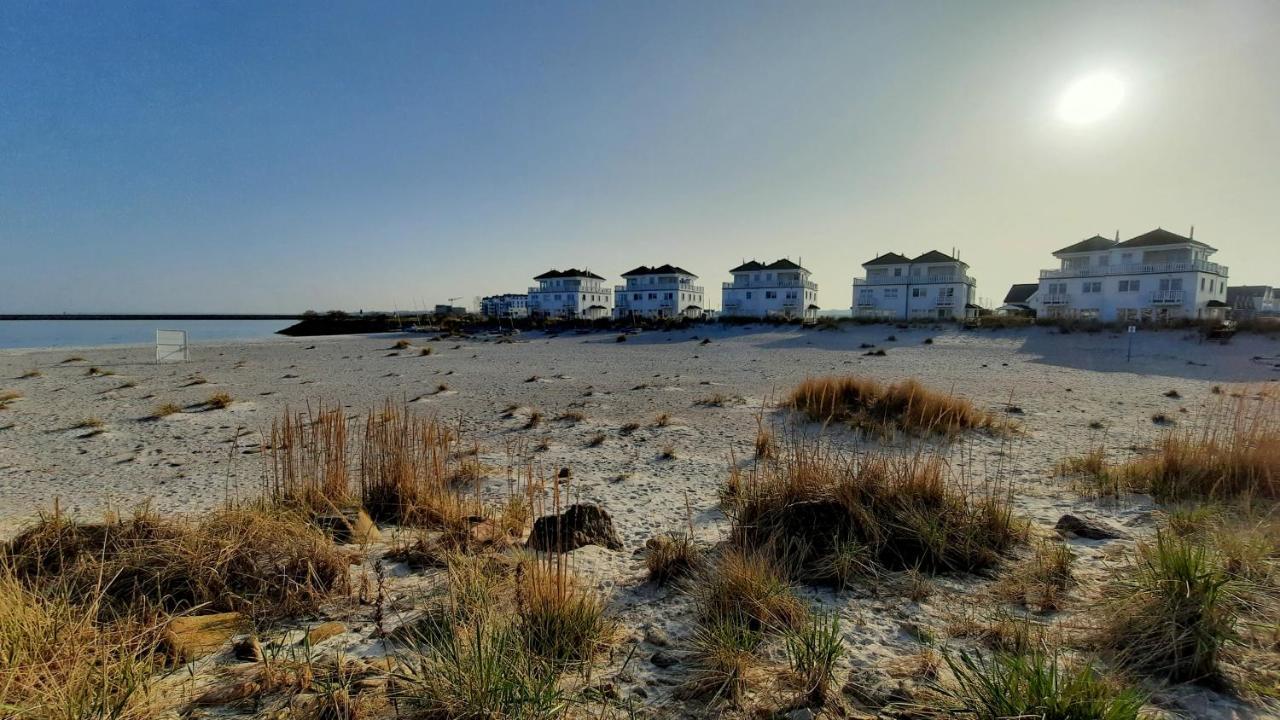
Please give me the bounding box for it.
[1128,325,1136,334]
[156,329,189,363]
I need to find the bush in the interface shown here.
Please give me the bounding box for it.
[645,533,703,585]
[692,547,807,633]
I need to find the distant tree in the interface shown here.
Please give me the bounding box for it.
[302,310,319,319]
[325,310,349,321]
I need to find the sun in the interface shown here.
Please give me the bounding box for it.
[1057,72,1125,125]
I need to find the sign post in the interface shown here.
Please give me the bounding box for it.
[1126,325,1136,362]
[155,330,189,363]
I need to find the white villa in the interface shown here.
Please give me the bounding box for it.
[527,269,613,320]
[851,250,977,320]
[721,259,818,320]
[479,293,528,319]
[1033,228,1230,322]
[1227,285,1279,321]
[613,265,705,320]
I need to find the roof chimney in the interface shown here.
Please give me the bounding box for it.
[1114,230,1119,241]
[1189,225,1194,239]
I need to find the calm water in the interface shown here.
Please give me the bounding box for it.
[0,320,293,350]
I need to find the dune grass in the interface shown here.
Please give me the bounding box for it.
[725,436,1024,579]
[995,540,1075,613]
[941,649,1145,720]
[787,375,999,436]
[0,390,22,409]
[1064,389,1278,501]
[19,369,42,379]
[2,507,350,621]
[784,610,843,705]
[205,391,233,409]
[645,532,704,585]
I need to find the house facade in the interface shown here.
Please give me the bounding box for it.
[613,265,705,319]
[721,259,818,320]
[1033,229,1229,322]
[527,269,613,320]
[999,283,1039,316]
[851,250,977,320]
[479,293,529,319]
[1227,285,1279,321]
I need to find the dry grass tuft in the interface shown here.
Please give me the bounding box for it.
[72,417,104,429]
[645,533,704,585]
[150,402,182,419]
[619,421,640,435]
[654,412,671,427]
[19,368,43,379]
[523,410,542,429]
[555,410,585,423]
[726,436,1024,579]
[787,375,1000,436]
[2,506,349,621]
[420,346,433,356]
[995,540,1075,613]
[205,391,233,409]
[0,567,166,720]
[266,404,352,512]
[392,339,412,350]
[85,367,114,377]
[586,432,606,448]
[0,390,22,410]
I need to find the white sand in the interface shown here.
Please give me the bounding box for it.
[2,325,1277,716]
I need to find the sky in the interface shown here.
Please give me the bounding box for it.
[2,0,1278,314]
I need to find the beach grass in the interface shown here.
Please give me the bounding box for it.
[787,375,999,436]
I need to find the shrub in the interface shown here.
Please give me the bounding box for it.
[393,339,412,350]
[787,375,998,436]
[645,533,703,585]
[941,649,1145,720]
[654,412,671,427]
[683,617,762,704]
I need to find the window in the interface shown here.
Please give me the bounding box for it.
[1159,278,1183,291]
[664,292,673,300]
[940,287,954,298]
[912,287,927,298]
[648,293,657,300]
[1048,283,1067,295]
[553,294,561,300]
[1082,281,1101,293]
[1118,280,1139,292]
[1200,278,1205,291]
[745,292,752,299]
[893,268,902,277]
[785,291,797,299]
[633,293,641,300]
[765,291,777,299]
[883,288,898,298]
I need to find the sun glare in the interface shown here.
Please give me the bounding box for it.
[1057,72,1125,125]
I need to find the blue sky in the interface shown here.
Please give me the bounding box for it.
[2,0,1277,313]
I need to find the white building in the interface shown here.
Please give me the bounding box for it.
[998,283,1039,316]
[851,250,977,320]
[527,269,613,320]
[721,259,818,320]
[1227,286,1279,321]
[479,293,529,319]
[613,265,705,320]
[1034,229,1230,322]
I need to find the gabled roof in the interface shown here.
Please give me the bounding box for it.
[621,264,697,278]
[1115,228,1215,251]
[766,259,806,271]
[730,259,808,273]
[1053,235,1117,255]
[911,250,965,265]
[534,268,605,280]
[863,252,912,267]
[1003,283,1039,303]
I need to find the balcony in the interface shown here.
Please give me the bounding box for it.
[723,280,818,290]
[855,273,976,286]
[616,283,704,295]
[1150,290,1186,305]
[1039,260,1227,280]
[1041,294,1071,306]
[935,297,956,307]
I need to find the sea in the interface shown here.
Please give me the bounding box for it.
[0,320,293,350]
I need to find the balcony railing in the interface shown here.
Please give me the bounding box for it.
[854,274,976,286]
[616,284,704,294]
[723,280,817,290]
[935,297,956,307]
[1039,260,1227,280]
[1041,294,1071,306]
[1150,290,1186,305]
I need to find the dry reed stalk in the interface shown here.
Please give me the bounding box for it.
[266,403,350,511]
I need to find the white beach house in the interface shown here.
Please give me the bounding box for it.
[721,259,818,320]
[527,269,613,320]
[851,250,977,320]
[1033,229,1229,322]
[479,293,529,319]
[1226,285,1279,321]
[613,265,705,320]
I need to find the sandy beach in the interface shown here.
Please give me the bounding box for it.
[3,324,1278,718]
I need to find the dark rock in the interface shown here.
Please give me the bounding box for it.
[1055,514,1125,540]
[313,507,380,544]
[644,625,672,647]
[232,635,263,662]
[557,467,571,479]
[650,650,679,668]
[527,504,623,552]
